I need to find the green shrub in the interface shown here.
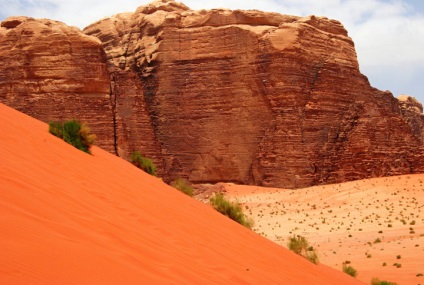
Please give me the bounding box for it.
[130,151,157,176]
[171,178,194,197]
[288,235,319,264]
[343,264,358,278]
[48,121,63,138]
[49,120,95,153]
[210,193,253,229]
[370,278,398,285]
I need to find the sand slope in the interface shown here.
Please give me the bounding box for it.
[226,175,424,285]
[0,103,365,284]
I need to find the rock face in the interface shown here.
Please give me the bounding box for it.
[0,16,114,152]
[1,0,424,188]
[0,16,163,170]
[398,94,424,141]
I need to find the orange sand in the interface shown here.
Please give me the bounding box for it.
[225,175,424,285]
[0,103,365,284]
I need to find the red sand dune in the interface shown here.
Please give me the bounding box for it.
[0,103,365,284]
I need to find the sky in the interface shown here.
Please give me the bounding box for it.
[0,0,423,104]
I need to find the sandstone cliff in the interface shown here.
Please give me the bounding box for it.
[1,0,424,188]
[0,16,163,171]
[0,16,114,152]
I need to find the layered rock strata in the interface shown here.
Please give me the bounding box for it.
[1,0,423,188]
[0,16,114,152]
[0,16,163,171]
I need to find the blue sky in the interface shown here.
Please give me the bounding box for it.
[1,0,423,104]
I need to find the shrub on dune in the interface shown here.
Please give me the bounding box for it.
[287,235,319,264]
[49,120,95,154]
[370,278,398,285]
[130,151,157,176]
[48,121,64,138]
[171,178,194,197]
[342,264,358,278]
[210,193,253,229]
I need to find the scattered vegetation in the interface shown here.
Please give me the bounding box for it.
[287,235,319,264]
[49,120,95,153]
[171,178,194,197]
[370,278,398,285]
[210,193,253,229]
[342,264,358,278]
[130,151,157,176]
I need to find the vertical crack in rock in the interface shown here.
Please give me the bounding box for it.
[109,69,119,156]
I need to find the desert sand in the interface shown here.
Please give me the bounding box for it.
[225,175,424,285]
[0,102,365,284]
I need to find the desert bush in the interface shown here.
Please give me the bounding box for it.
[305,250,319,264]
[130,151,157,176]
[288,235,319,264]
[210,193,253,229]
[48,121,63,138]
[288,235,309,255]
[370,278,398,285]
[78,122,96,150]
[49,120,95,153]
[343,264,358,278]
[171,178,194,197]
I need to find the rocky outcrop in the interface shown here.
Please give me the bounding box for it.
[83,0,424,187]
[0,16,163,171]
[0,16,114,152]
[398,94,424,142]
[1,1,424,188]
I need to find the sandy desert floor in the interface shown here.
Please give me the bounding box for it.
[221,175,424,285]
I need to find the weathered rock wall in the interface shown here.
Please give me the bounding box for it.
[0,17,115,152]
[109,67,164,172]
[398,94,424,142]
[0,16,163,172]
[1,0,423,188]
[84,0,424,187]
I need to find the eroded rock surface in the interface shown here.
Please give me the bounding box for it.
[1,0,423,187]
[0,16,163,171]
[84,0,424,187]
[0,16,114,152]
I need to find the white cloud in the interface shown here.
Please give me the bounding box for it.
[0,0,423,102]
